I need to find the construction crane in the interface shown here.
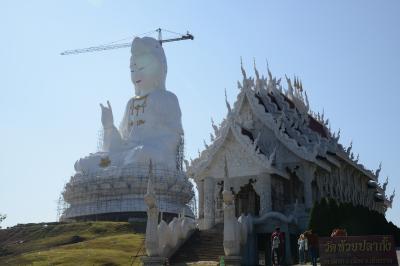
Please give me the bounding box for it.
[60,28,194,56]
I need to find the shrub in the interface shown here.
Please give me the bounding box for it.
[308,198,400,245]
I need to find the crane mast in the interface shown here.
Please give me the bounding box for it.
[60,28,194,56]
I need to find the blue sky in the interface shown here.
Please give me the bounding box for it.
[0,1,399,228]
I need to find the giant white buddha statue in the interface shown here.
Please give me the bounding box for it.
[74,37,183,173]
[62,37,193,222]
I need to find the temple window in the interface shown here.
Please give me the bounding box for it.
[235,182,260,217]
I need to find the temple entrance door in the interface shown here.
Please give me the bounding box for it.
[257,233,271,266]
[235,183,260,217]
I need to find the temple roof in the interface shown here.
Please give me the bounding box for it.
[188,63,394,208]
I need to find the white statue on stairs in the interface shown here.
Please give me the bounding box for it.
[143,161,196,260]
[75,37,183,173]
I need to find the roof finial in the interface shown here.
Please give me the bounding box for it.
[210,133,215,142]
[266,59,273,81]
[285,74,293,95]
[346,141,353,155]
[304,91,310,110]
[254,58,260,81]
[237,81,243,90]
[225,88,232,114]
[334,128,341,142]
[211,117,219,135]
[375,162,382,180]
[240,57,246,79]
[203,139,209,149]
[389,189,395,204]
[382,176,388,192]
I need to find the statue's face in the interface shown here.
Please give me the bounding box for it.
[130,52,163,94]
[130,37,167,96]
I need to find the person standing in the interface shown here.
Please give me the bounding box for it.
[297,234,306,264]
[305,230,318,266]
[271,234,281,266]
[271,227,284,266]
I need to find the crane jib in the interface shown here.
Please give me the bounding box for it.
[60,31,194,56]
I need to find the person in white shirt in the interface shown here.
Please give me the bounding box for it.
[298,234,307,264]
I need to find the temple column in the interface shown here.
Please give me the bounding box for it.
[254,173,272,215]
[197,179,205,219]
[203,176,215,229]
[283,223,292,265]
[303,164,316,210]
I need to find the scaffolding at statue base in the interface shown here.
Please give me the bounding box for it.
[58,162,196,222]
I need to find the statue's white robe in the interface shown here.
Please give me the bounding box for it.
[75,89,183,173]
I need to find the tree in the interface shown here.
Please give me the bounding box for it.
[308,198,400,245]
[0,213,6,229]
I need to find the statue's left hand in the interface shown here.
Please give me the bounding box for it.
[100,101,114,129]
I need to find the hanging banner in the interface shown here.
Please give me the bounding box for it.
[319,235,398,266]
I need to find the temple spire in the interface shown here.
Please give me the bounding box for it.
[225,89,232,114]
[240,57,247,79]
[375,162,382,180]
[285,75,294,96]
[254,58,259,80]
[266,59,273,81]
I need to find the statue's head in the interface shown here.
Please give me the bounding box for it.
[130,37,167,96]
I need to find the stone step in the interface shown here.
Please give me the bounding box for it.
[169,224,224,265]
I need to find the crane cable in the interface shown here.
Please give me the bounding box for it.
[90,29,184,48]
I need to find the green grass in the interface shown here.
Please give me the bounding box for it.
[0,221,146,265]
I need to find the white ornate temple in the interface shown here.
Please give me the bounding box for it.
[61,37,194,222]
[187,62,395,263]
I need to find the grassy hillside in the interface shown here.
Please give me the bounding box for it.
[0,221,146,266]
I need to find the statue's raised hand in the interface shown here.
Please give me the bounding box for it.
[100,101,114,129]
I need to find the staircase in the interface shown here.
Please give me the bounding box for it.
[169,223,224,264]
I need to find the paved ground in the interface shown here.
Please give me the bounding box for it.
[292,251,400,266]
[179,251,400,266]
